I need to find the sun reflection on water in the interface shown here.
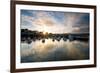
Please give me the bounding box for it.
[21,39,89,62]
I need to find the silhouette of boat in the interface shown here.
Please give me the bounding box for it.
[42,39,45,43]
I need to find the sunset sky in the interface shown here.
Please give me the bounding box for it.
[21,10,89,34]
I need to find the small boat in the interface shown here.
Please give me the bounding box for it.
[68,35,74,41]
[52,39,55,42]
[42,39,45,43]
[26,37,32,44]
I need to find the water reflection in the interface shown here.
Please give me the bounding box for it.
[21,39,89,63]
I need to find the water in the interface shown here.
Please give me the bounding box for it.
[21,39,89,63]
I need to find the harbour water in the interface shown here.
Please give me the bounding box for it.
[21,39,89,63]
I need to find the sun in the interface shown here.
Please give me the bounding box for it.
[43,31,49,35]
[43,32,46,35]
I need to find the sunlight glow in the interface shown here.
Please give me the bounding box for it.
[43,32,47,35]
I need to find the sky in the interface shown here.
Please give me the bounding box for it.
[21,9,89,34]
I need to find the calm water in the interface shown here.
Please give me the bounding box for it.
[21,39,89,63]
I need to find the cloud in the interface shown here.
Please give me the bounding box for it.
[32,17,55,26]
[21,10,89,33]
[32,11,57,26]
[21,15,34,29]
[63,12,89,33]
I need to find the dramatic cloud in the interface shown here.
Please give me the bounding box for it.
[21,10,89,33]
[32,16,55,26]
